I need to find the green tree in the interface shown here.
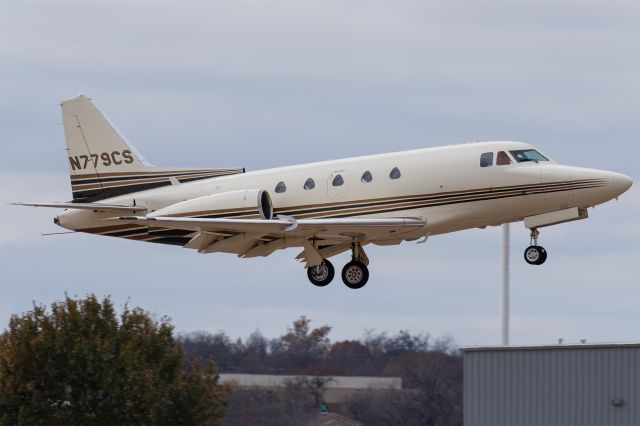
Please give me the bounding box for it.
[0,294,227,425]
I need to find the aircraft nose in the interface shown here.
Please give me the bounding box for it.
[608,172,633,196]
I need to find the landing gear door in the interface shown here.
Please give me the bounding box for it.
[327,170,349,200]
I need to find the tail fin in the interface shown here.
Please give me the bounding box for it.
[61,94,244,202]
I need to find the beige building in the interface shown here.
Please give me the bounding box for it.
[220,373,402,405]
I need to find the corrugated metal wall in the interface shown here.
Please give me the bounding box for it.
[463,345,640,426]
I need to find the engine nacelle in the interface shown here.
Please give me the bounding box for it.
[149,189,273,220]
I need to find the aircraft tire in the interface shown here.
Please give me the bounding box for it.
[524,245,546,265]
[341,261,369,289]
[307,260,335,287]
[537,246,548,265]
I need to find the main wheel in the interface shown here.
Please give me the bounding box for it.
[307,260,335,286]
[524,245,547,265]
[538,247,547,264]
[341,261,369,289]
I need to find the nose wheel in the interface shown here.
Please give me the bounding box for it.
[524,228,547,265]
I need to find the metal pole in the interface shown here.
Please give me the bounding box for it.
[501,223,510,346]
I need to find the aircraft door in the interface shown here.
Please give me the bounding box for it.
[327,170,349,200]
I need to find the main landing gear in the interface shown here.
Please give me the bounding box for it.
[306,242,370,289]
[524,228,547,265]
[307,260,335,287]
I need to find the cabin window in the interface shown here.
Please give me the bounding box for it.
[332,174,344,187]
[480,152,493,167]
[303,178,315,190]
[361,170,373,183]
[496,151,511,166]
[389,167,401,180]
[510,149,549,163]
[275,181,287,193]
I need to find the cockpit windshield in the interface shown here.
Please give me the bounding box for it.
[509,149,549,163]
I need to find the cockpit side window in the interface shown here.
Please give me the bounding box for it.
[510,149,549,163]
[480,152,493,167]
[496,151,511,166]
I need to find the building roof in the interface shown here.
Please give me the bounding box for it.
[461,342,640,352]
[220,373,402,389]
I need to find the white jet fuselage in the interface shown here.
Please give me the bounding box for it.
[57,141,631,242]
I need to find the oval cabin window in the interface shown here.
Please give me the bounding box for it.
[303,178,315,190]
[275,181,287,193]
[389,167,401,180]
[361,171,373,183]
[332,174,344,187]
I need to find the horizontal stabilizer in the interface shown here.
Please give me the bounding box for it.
[13,202,147,212]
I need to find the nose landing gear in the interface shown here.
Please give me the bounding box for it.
[524,228,547,265]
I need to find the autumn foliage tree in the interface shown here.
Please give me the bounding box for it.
[0,294,227,425]
[181,317,462,425]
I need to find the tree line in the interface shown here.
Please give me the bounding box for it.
[181,316,463,426]
[0,296,462,425]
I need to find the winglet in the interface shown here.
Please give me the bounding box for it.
[13,201,147,212]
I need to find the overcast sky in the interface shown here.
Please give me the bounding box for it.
[1,0,638,347]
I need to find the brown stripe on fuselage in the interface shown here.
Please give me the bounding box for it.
[285,182,606,219]
[272,180,607,217]
[276,179,607,214]
[73,179,607,244]
[77,223,145,234]
[167,205,259,218]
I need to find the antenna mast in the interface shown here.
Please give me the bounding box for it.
[501,223,510,346]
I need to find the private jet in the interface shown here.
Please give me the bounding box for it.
[16,95,633,289]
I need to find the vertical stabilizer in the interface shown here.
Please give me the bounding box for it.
[60,94,244,202]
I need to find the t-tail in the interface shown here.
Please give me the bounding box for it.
[61,94,243,202]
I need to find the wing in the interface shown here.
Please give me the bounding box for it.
[117,215,426,265]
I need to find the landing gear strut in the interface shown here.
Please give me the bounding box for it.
[524,228,547,265]
[307,259,335,286]
[341,242,369,289]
